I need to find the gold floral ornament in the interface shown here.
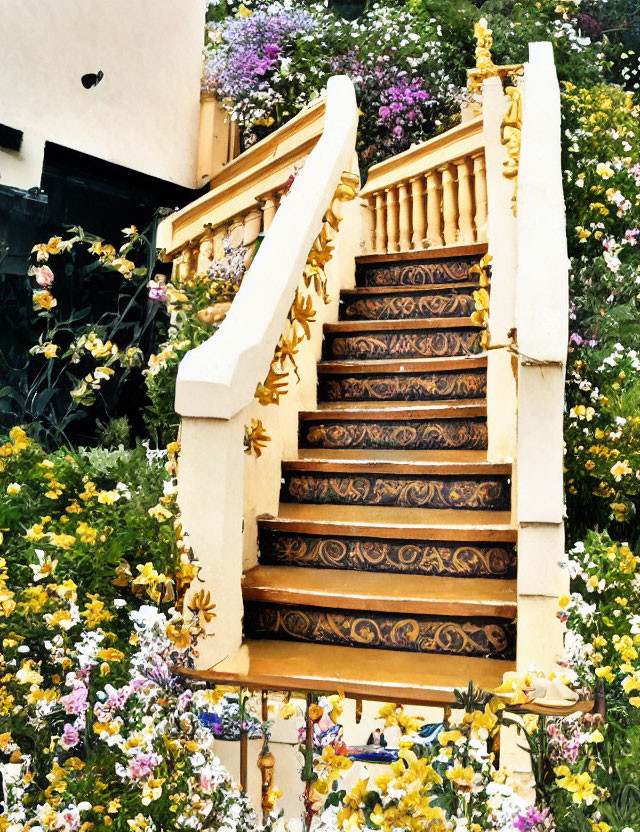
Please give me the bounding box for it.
[253,171,359,415]
[501,86,523,216]
[187,589,217,633]
[469,254,492,349]
[467,18,523,114]
[244,419,271,458]
[249,170,359,450]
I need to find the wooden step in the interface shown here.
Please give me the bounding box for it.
[281,467,509,511]
[179,639,514,706]
[300,400,486,421]
[324,324,481,361]
[243,565,517,618]
[340,286,477,323]
[260,504,515,541]
[317,356,487,403]
[341,282,482,297]
[324,318,478,334]
[258,523,517,579]
[299,407,487,452]
[355,243,488,266]
[318,356,487,374]
[244,600,515,658]
[283,454,509,477]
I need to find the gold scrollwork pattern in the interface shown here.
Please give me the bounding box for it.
[245,602,516,659]
[259,531,517,578]
[283,472,508,510]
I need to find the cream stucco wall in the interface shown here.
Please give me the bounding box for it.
[0,0,207,190]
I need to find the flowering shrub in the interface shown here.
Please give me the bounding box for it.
[0,429,270,832]
[203,1,461,165]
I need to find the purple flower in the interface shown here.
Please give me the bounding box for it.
[393,125,404,138]
[378,105,391,118]
[513,806,551,831]
[569,332,584,345]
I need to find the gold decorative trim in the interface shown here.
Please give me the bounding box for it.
[467,18,523,110]
[500,86,523,216]
[470,254,492,349]
[254,171,359,411]
[244,419,271,458]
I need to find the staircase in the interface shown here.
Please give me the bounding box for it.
[229,246,516,703]
[167,57,570,709]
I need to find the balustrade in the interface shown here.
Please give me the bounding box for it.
[359,117,487,255]
[157,96,328,281]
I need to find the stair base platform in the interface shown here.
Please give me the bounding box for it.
[179,640,515,706]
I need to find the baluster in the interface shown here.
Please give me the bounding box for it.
[375,192,386,253]
[397,182,411,251]
[386,187,399,253]
[441,165,458,246]
[243,204,262,246]
[212,226,226,260]
[425,170,443,248]
[472,153,488,243]
[456,158,475,244]
[410,176,426,250]
[261,193,277,231]
[362,196,376,253]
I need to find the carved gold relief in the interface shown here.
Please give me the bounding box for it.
[470,254,492,349]
[244,419,271,458]
[501,86,523,216]
[467,18,523,112]
[253,171,359,413]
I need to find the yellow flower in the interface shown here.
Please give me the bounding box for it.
[76,521,98,545]
[558,593,571,609]
[82,594,114,628]
[279,701,299,720]
[438,729,463,746]
[33,290,57,310]
[610,459,632,479]
[42,342,59,359]
[97,489,120,505]
[98,648,125,662]
[16,660,43,687]
[6,483,21,495]
[594,666,615,683]
[47,533,77,550]
[148,503,172,521]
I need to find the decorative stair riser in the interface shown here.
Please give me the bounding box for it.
[301,418,488,451]
[258,529,517,578]
[281,472,510,510]
[325,329,480,360]
[357,258,477,287]
[244,602,516,659]
[341,292,475,321]
[319,370,487,401]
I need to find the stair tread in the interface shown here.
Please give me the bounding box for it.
[356,242,488,265]
[300,400,486,421]
[283,454,510,476]
[318,356,487,374]
[260,504,515,540]
[243,565,517,617]
[179,639,513,706]
[341,282,480,296]
[295,449,491,462]
[325,317,479,333]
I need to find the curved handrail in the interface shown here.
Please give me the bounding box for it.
[174,75,358,420]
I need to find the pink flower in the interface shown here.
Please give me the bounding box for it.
[60,723,81,750]
[29,265,55,287]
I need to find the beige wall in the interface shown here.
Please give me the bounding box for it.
[0,0,207,190]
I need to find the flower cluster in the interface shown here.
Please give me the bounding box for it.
[203,1,461,163]
[0,430,269,832]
